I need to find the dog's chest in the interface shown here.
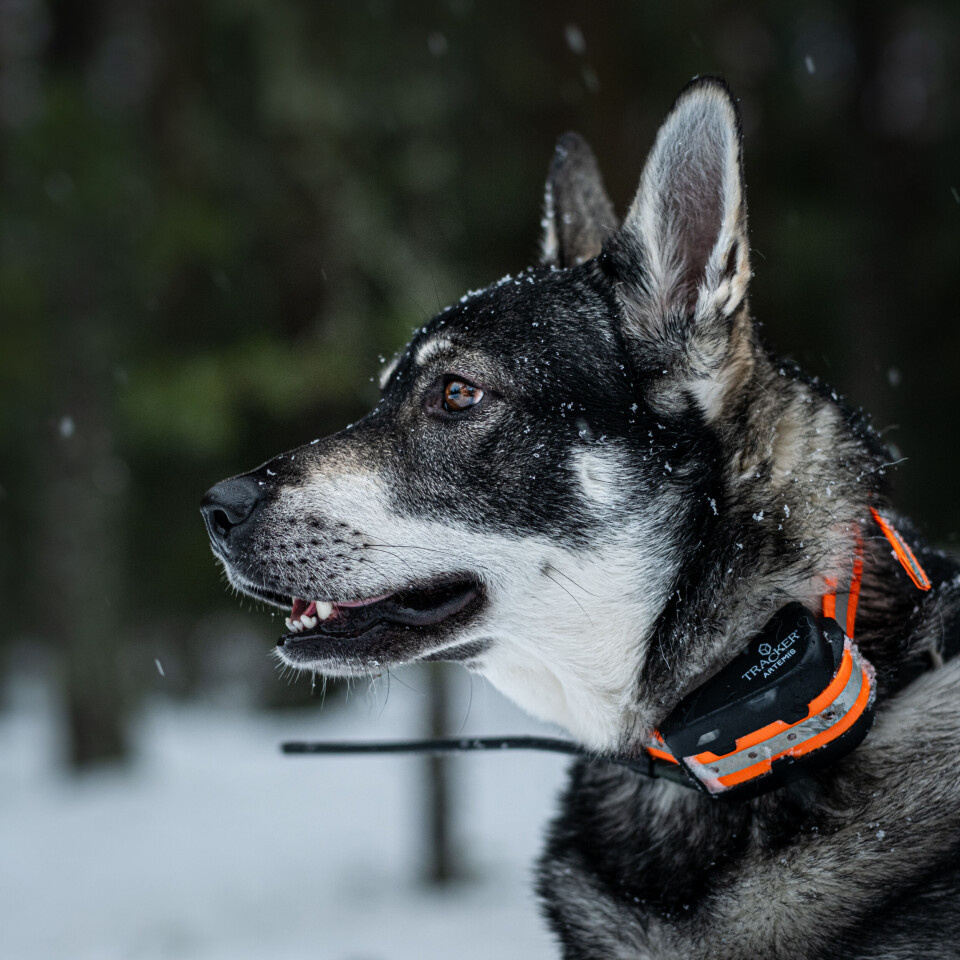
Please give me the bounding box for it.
[537,769,876,959]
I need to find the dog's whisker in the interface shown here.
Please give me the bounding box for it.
[544,563,601,598]
[363,542,448,554]
[362,546,415,564]
[383,667,421,695]
[543,569,594,627]
[375,668,391,717]
[454,673,475,737]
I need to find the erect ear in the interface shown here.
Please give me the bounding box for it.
[607,78,753,419]
[540,132,619,269]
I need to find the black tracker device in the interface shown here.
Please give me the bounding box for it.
[658,602,875,800]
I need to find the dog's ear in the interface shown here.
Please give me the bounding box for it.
[541,132,619,269]
[607,78,753,419]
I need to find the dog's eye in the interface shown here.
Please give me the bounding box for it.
[443,379,483,413]
[425,378,485,418]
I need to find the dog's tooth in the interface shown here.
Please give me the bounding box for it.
[285,618,295,633]
[291,620,304,633]
[316,601,334,621]
[301,615,318,629]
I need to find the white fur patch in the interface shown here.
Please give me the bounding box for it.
[414,337,453,368]
[272,469,681,749]
[377,353,402,391]
[572,447,627,508]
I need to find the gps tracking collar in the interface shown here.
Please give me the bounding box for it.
[283,508,931,802]
[648,602,873,801]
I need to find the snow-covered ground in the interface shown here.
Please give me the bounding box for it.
[0,668,569,960]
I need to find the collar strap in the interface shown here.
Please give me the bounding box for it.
[647,510,931,800]
[870,507,932,591]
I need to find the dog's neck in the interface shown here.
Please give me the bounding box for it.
[621,357,945,758]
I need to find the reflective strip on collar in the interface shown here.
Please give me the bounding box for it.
[645,733,680,765]
[870,508,932,591]
[823,533,864,639]
[681,639,873,794]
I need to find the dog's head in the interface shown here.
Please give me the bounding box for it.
[202,79,813,749]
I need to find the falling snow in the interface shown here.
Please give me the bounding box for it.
[564,23,586,55]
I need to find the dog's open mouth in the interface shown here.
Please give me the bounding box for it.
[275,576,482,648]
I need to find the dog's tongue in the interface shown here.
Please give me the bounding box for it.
[290,598,316,619]
[285,585,477,636]
[291,594,393,619]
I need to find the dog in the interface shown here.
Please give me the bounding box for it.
[201,78,960,958]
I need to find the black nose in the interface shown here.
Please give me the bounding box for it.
[200,476,265,552]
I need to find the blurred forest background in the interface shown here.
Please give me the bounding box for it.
[0,0,958,803]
